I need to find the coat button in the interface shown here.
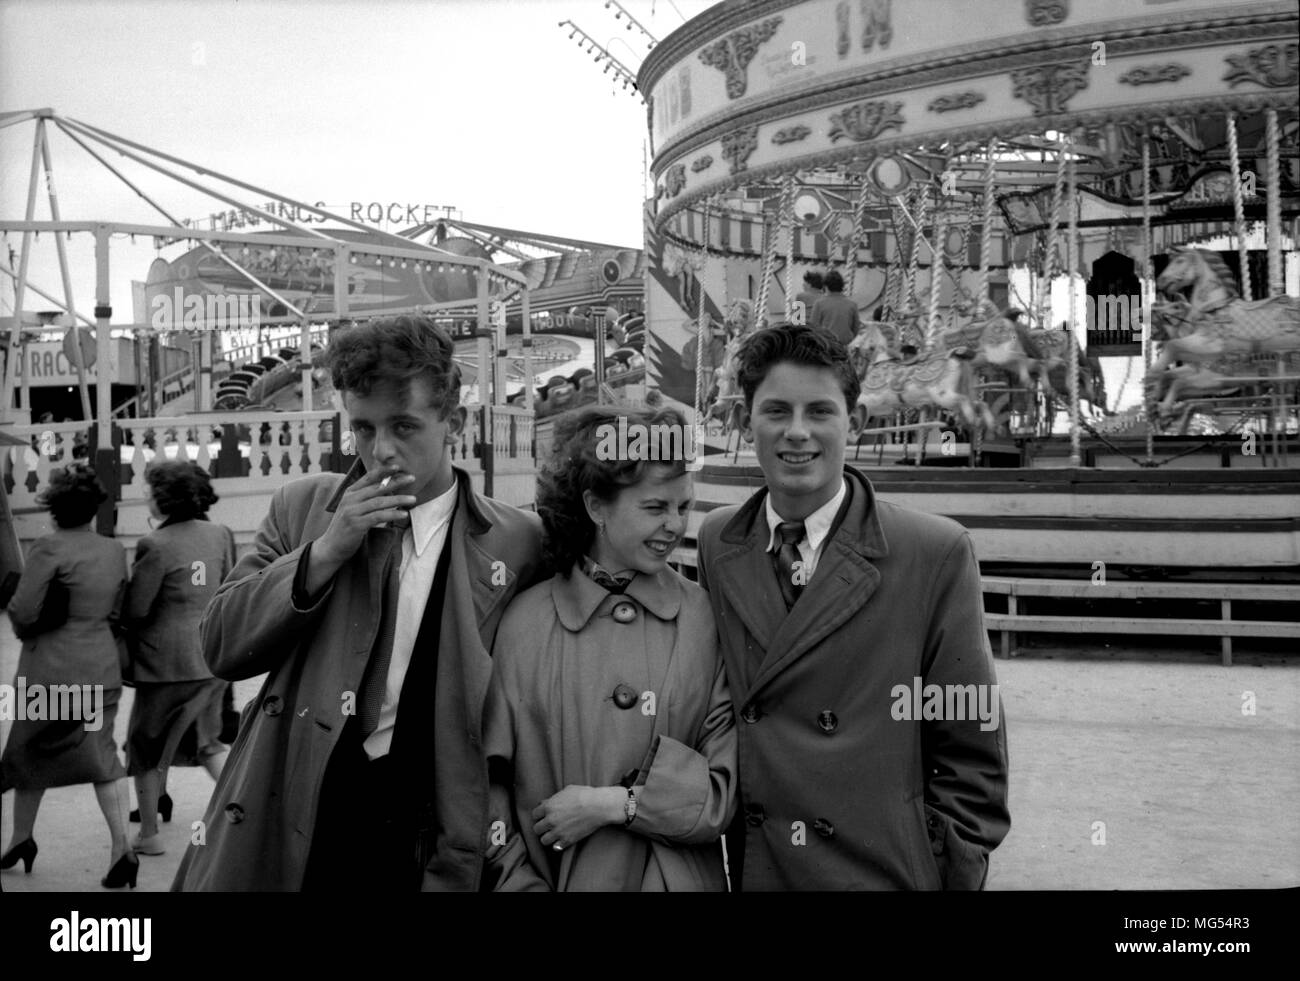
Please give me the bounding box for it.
[741,704,761,724]
[744,803,766,827]
[262,695,282,717]
[612,601,637,624]
[817,710,837,734]
[813,818,835,838]
[224,803,245,824]
[613,684,638,709]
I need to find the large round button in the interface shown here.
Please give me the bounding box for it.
[813,818,835,838]
[612,684,638,709]
[744,803,766,827]
[817,710,837,734]
[741,704,761,724]
[612,601,637,624]
[262,695,282,717]
[224,803,246,824]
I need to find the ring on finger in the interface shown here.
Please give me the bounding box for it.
[552,843,563,852]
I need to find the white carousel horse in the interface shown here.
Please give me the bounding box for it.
[852,350,997,437]
[1152,247,1300,369]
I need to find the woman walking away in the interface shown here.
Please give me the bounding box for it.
[124,460,236,856]
[1,464,136,888]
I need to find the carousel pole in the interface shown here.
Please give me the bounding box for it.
[1225,113,1252,301]
[976,142,998,317]
[783,176,797,323]
[1067,145,1081,469]
[755,184,786,328]
[846,174,871,300]
[906,185,928,318]
[695,202,712,421]
[1265,108,1282,297]
[926,203,946,352]
[1141,127,1156,467]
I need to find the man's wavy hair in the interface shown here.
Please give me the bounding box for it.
[734,323,860,412]
[145,460,219,522]
[536,403,691,575]
[37,463,106,529]
[323,315,461,416]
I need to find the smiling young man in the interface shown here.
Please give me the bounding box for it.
[172,315,545,891]
[696,324,1009,890]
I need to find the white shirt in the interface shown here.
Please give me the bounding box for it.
[363,481,457,760]
[764,478,848,585]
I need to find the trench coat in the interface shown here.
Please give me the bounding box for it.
[485,566,737,891]
[697,466,1009,890]
[170,464,545,891]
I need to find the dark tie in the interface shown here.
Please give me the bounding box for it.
[359,530,405,736]
[772,520,806,610]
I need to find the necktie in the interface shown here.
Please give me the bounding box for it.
[359,529,407,735]
[772,520,806,610]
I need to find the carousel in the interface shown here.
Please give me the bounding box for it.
[637,0,1299,577]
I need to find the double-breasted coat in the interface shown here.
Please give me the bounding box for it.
[485,566,737,891]
[697,466,1010,890]
[171,464,545,891]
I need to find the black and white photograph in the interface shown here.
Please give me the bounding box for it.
[0,0,1296,959]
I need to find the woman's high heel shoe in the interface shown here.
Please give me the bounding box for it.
[129,793,172,823]
[0,838,38,874]
[101,851,139,889]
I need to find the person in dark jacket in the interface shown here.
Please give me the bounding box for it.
[124,460,237,856]
[696,324,1010,890]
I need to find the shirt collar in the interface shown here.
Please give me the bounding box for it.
[552,565,682,631]
[765,477,847,554]
[408,479,458,557]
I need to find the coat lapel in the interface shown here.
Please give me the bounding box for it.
[711,492,787,673]
[739,469,890,702]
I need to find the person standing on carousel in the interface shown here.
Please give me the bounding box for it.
[696,323,1010,890]
[123,459,236,856]
[809,269,862,346]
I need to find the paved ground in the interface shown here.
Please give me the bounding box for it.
[2,620,1296,892]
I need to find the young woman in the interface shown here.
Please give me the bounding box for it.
[1,464,136,888]
[485,404,737,892]
[124,460,236,855]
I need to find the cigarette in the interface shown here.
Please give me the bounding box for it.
[380,476,393,489]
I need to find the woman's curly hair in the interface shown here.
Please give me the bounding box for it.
[145,459,219,521]
[536,403,691,575]
[37,463,107,529]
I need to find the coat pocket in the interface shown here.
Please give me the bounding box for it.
[906,793,943,890]
[922,801,989,890]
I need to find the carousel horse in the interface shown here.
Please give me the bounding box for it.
[852,350,997,438]
[941,309,1041,389]
[1152,247,1300,369]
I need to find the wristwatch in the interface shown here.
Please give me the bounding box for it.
[623,787,638,827]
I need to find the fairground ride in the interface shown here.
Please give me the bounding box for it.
[637,0,1299,578]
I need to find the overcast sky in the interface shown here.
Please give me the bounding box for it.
[1,0,713,324]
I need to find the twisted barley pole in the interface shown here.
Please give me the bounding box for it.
[846,175,871,299]
[1142,127,1156,466]
[1226,113,1252,301]
[1067,147,1081,468]
[695,201,712,421]
[976,142,998,317]
[926,205,946,352]
[783,175,797,322]
[906,185,928,317]
[1266,108,1282,296]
